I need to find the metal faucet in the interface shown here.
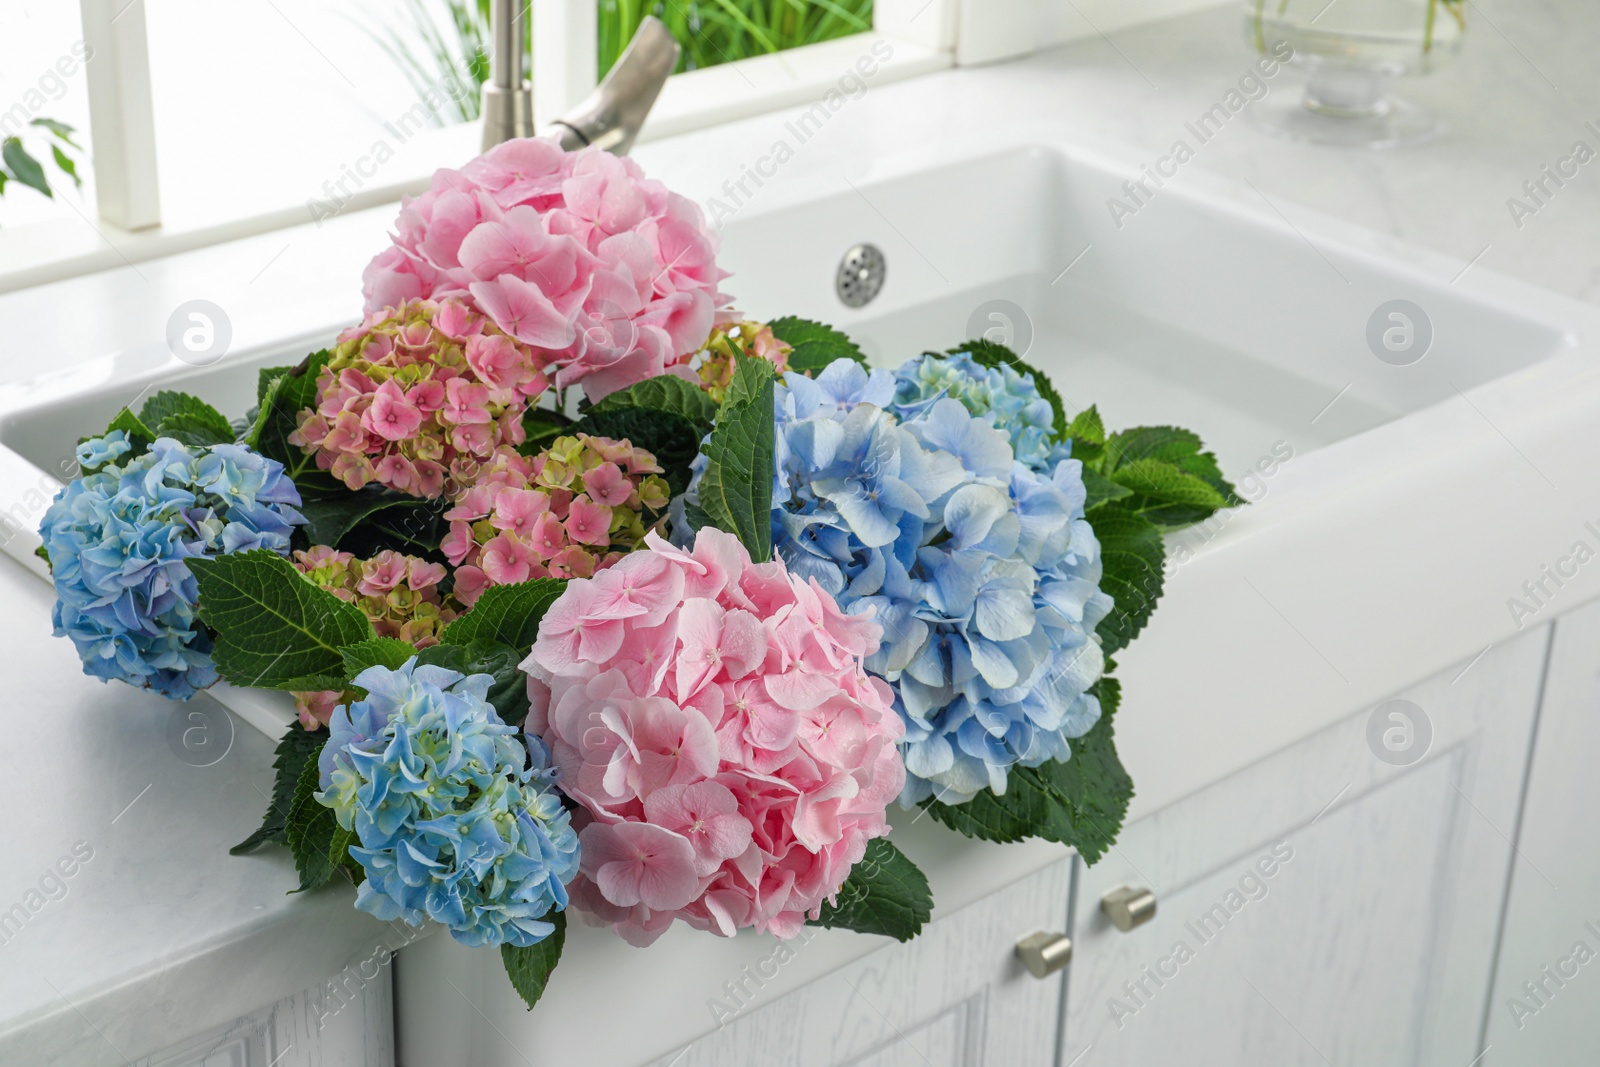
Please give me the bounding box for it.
[481,6,680,157]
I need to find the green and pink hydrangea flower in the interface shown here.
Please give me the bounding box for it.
[290,297,551,499]
[441,433,670,604]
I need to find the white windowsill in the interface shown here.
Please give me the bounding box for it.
[0,34,949,297]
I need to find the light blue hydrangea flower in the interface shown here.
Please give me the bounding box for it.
[892,351,1068,471]
[317,658,580,949]
[760,360,1114,806]
[39,432,304,700]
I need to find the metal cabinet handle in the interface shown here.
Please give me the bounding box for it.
[1015,931,1073,978]
[1101,886,1158,932]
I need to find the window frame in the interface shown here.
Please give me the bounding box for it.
[2,0,966,293]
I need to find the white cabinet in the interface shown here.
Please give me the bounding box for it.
[1062,627,1550,1067]
[383,621,1565,1067]
[1484,597,1600,1063]
[646,859,1072,1067]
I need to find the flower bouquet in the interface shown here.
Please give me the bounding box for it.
[37,139,1238,1008]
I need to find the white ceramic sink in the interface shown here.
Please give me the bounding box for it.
[0,146,1569,499]
[4,134,1600,1066]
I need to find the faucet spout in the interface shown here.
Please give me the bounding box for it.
[480,0,533,151]
[549,17,681,156]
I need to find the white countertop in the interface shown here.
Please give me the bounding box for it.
[3,2,1599,1063]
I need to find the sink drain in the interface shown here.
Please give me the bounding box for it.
[836,243,886,308]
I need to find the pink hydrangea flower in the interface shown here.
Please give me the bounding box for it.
[288,547,464,728]
[290,298,550,499]
[523,528,905,947]
[361,139,733,402]
[443,433,670,607]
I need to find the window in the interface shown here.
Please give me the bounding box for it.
[0,0,957,290]
[0,2,94,229]
[597,2,875,77]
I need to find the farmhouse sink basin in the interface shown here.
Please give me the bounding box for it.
[4,131,1600,1065]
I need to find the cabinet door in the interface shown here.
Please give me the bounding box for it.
[1484,597,1600,1063]
[646,858,1071,1067]
[1062,627,1549,1067]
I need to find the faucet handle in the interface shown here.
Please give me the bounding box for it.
[551,16,681,156]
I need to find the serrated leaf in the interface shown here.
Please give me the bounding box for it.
[252,351,334,486]
[333,495,450,560]
[1090,505,1166,656]
[1082,468,1133,512]
[768,317,867,375]
[1109,459,1228,510]
[440,579,565,653]
[570,407,701,496]
[1103,426,1203,472]
[810,839,933,942]
[341,637,419,679]
[591,374,718,435]
[1065,405,1106,447]
[921,676,1131,864]
[698,354,775,561]
[157,412,237,447]
[295,486,442,552]
[231,724,326,855]
[285,754,353,893]
[3,138,50,197]
[140,391,230,435]
[1100,426,1239,530]
[501,911,566,1010]
[954,338,1068,439]
[104,407,154,444]
[189,549,375,688]
[416,640,528,725]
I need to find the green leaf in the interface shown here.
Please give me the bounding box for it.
[519,405,576,452]
[416,640,528,725]
[252,351,334,485]
[140,391,230,435]
[104,407,155,444]
[954,338,1068,439]
[231,724,326,855]
[30,117,79,148]
[49,144,80,189]
[284,754,356,892]
[501,911,566,1010]
[341,637,421,679]
[921,676,1132,864]
[697,354,775,560]
[295,486,440,552]
[1082,468,1133,513]
[1109,458,1228,509]
[570,406,700,496]
[591,374,718,435]
[189,549,375,689]
[768,317,867,375]
[3,138,50,198]
[332,496,450,560]
[440,579,565,653]
[810,839,933,942]
[1090,504,1166,656]
[1065,405,1106,448]
[1100,426,1239,530]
